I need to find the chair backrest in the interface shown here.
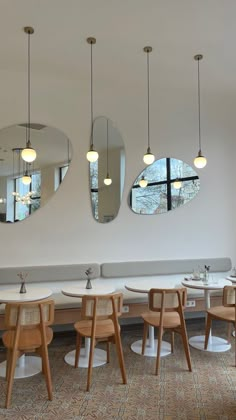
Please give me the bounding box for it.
[223,285,236,307]
[148,288,187,313]
[81,293,123,321]
[4,299,54,330]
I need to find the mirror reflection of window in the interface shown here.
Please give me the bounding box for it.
[0,124,72,223]
[89,117,125,223]
[129,158,200,215]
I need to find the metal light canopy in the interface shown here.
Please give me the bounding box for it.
[86,37,99,163]
[143,46,155,165]
[21,26,37,163]
[193,54,207,169]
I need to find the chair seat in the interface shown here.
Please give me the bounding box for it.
[2,327,53,351]
[207,306,235,322]
[142,311,181,328]
[74,318,118,339]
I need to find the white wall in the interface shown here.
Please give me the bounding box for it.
[0,69,235,268]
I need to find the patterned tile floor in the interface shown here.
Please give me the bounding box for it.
[0,318,235,419]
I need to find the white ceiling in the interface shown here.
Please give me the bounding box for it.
[0,0,235,94]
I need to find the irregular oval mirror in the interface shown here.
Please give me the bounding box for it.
[129,158,200,214]
[0,123,72,223]
[89,117,125,223]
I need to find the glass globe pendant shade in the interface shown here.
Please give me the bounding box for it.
[22,174,32,185]
[194,151,207,169]
[104,174,112,186]
[139,176,148,188]
[86,147,99,163]
[21,146,37,163]
[173,179,182,189]
[143,147,155,165]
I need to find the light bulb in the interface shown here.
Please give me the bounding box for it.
[21,147,37,163]
[173,179,182,189]
[194,153,207,169]
[22,175,32,185]
[86,149,99,163]
[143,151,155,165]
[104,176,112,186]
[139,177,148,188]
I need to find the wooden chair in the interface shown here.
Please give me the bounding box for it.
[74,293,127,391]
[204,285,236,363]
[141,288,192,375]
[2,299,54,408]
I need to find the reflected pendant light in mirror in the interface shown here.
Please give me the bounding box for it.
[129,157,200,215]
[143,46,155,165]
[104,119,112,186]
[193,54,207,169]
[0,124,72,223]
[86,37,99,163]
[21,27,37,164]
[89,116,125,223]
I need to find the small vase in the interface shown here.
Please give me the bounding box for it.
[86,278,92,289]
[20,282,27,294]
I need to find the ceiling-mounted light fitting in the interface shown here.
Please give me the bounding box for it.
[139,176,148,188]
[143,46,155,165]
[104,119,112,186]
[173,178,182,189]
[193,54,207,169]
[21,27,37,163]
[86,37,99,163]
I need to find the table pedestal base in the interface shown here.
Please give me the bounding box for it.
[189,335,231,352]
[131,339,171,357]
[0,356,42,379]
[64,348,108,368]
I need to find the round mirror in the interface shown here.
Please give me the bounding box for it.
[0,123,72,223]
[129,158,200,214]
[89,117,125,223]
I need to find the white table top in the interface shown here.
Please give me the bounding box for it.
[182,278,232,290]
[226,276,236,283]
[0,287,52,303]
[125,279,163,294]
[61,283,115,298]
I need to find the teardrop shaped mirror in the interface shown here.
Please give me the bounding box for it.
[89,117,125,223]
[129,158,200,214]
[0,123,72,223]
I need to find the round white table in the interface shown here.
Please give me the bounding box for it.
[61,283,115,368]
[182,278,232,352]
[125,280,171,358]
[0,286,52,378]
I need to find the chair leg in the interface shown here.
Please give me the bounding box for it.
[87,336,96,392]
[106,341,110,364]
[180,325,192,372]
[6,350,12,382]
[171,331,174,353]
[5,348,18,408]
[114,333,127,385]
[142,321,148,355]
[227,322,232,344]
[41,343,53,401]
[74,333,82,368]
[155,326,163,375]
[204,314,212,350]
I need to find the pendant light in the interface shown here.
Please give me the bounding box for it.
[139,176,148,188]
[22,163,32,185]
[86,37,99,163]
[193,54,207,169]
[143,46,155,165]
[21,27,37,163]
[104,119,112,186]
[173,179,182,189]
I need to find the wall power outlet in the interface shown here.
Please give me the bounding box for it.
[186,300,196,307]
